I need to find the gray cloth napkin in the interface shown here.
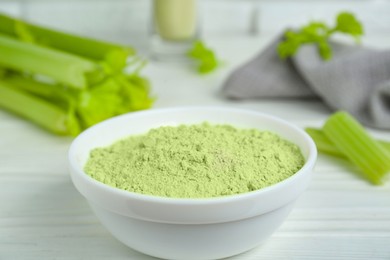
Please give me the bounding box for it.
[222,35,390,129]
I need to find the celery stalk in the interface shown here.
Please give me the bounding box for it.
[306,127,390,158]
[305,127,345,157]
[380,140,390,152]
[323,112,390,185]
[0,13,134,71]
[2,70,154,131]
[1,74,74,109]
[0,81,80,135]
[0,14,154,136]
[0,34,103,89]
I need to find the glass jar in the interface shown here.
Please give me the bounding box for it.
[150,0,199,61]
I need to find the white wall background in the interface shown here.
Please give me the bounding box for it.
[0,0,389,53]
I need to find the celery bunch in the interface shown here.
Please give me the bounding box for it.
[306,112,390,185]
[0,14,153,136]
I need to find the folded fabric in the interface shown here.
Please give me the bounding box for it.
[222,34,390,130]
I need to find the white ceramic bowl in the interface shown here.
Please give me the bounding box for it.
[68,107,317,260]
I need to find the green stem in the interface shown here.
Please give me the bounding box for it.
[0,80,80,135]
[0,33,103,89]
[306,127,390,157]
[323,112,390,185]
[305,127,345,157]
[0,13,134,71]
[2,74,74,106]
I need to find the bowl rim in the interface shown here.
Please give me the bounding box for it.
[69,106,317,205]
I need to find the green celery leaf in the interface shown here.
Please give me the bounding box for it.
[119,74,154,112]
[335,12,364,40]
[277,12,363,61]
[187,40,219,74]
[317,40,332,60]
[301,22,329,40]
[76,78,123,128]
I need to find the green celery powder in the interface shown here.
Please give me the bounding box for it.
[84,123,305,198]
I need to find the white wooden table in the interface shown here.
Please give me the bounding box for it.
[1,32,390,259]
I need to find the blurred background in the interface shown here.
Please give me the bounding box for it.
[1,0,389,54]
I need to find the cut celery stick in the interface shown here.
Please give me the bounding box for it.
[0,34,103,89]
[323,111,390,185]
[381,141,390,152]
[0,13,134,71]
[305,127,345,157]
[0,80,80,136]
[306,127,390,158]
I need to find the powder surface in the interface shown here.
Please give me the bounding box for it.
[84,123,305,198]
